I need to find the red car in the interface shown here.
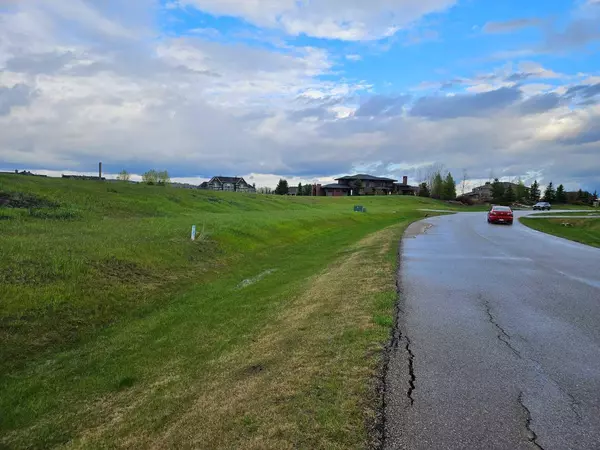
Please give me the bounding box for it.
[487,205,514,225]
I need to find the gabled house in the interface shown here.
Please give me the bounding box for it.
[205,176,256,193]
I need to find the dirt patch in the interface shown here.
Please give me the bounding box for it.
[0,191,59,209]
[90,257,155,283]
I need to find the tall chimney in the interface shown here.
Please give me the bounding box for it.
[99,162,102,179]
[403,176,408,185]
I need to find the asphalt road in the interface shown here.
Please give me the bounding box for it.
[384,211,600,450]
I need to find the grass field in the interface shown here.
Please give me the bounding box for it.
[1,174,462,448]
[520,217,600,248]
[530,211,600,217]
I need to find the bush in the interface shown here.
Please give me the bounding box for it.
[456,195,474,205]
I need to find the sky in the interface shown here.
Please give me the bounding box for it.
[0,0,599,191]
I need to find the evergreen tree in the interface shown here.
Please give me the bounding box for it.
[555,184,567,203]
[491,178,505,203]
[418,182,430,197]
[431,172,444,199]
[297,182,303,196]
[275,179,289,195]
[530,180,541,202]
[303,184,313,196]
[577,189,584,200]
[543,181,556,203]
[504,184,516,203]
[515,179,528,201]
[442,172,457,200]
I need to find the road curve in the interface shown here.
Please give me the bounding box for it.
[384,211,600,450]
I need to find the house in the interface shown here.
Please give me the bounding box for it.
[287,186,298,196]
[394,176,419,196]
[204,176,256,193]
[321,183,351,197]
[334,174,398,195]
[466,181,520,202]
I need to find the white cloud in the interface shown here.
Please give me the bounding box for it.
[0,1,599,192]
[178,0,457,41]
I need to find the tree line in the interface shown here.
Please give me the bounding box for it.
[490,179,597,205]
[273,179,313,196]
[115,169,171,186]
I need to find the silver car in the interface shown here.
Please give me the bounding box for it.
[533,202,551,211]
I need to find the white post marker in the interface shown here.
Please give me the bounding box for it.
[191,225,197,241]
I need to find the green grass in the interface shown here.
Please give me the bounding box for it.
[530,211,600,217]
[520,217,600,248]
[0,174,466,448]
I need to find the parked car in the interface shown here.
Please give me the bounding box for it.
[487,205,514,225]
[533,202,551,211]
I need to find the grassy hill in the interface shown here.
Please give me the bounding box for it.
[1,174,460,449]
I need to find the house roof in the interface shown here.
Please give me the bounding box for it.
[322,183,351,190]
[210,176,246,184]
[335,174,397,182]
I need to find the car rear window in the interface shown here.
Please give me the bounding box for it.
[493,206,511,211]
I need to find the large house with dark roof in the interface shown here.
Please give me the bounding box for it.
[325,174,397,196]
[203,176,256,193]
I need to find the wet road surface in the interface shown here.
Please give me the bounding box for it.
[384,211,600,450]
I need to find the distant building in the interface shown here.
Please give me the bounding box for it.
[394,176,419,196]
[311,174,416,196]
[321,183,351,197]
[466,181,521,202]
[335,174,397,196]
[203,176,256,193]
[62,174,105,181]
[0,170,47,177]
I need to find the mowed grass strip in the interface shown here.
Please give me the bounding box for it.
[520,217,600,248]
[0,175,444,448]
[64,224,406,449]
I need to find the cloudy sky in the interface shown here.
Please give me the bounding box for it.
[0,0,599,190]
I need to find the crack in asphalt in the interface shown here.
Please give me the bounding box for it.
[376,240,418,450]
[527,356,583,425]
[518,392,545,450]
[483,299,522,358]
[405,336,416,406]
[482,297,582,424]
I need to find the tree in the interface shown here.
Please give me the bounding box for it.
[515,178,528,202]
[491,178,505,203]
[504,184,516,204]
[297,182,303,196]
[555,184,567,203]
[275,179,289,195]
[461,169,468,196]
[431,172,444,199]
[142,170,159,185]
[157,170,170,186]
[543,181,556,203]
[530,180,541,202]
[303,184,313,196]
[350,179,363,196]
[418,182,430,197]
[116,170,131,182]
[442,172,456,200]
